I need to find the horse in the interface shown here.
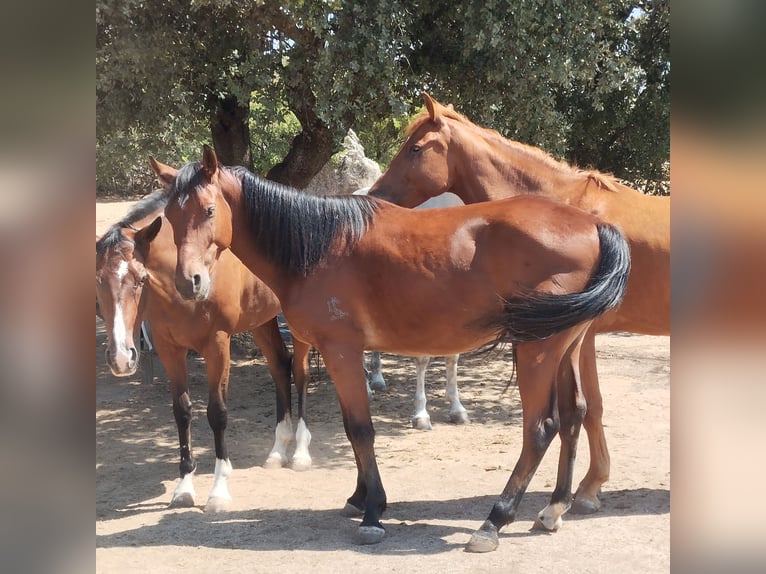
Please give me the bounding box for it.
[368,92,670,515]
[354,188,467,429]
[96,190,313,512]
[154,146,630,551]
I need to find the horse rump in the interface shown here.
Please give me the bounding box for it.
[479,223,630,345]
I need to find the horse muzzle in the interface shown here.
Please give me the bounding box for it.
[105,343,138,376]
[174,266,211,301]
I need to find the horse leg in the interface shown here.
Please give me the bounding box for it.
[153,338,196,508]
[291,337,313,471]
[252,319,295,470]
[465,331,575,553]
[445,353,469,424]
[368,351,386,391]
[572,330,610,514]
[202,331,233,513]
[323,345,387,544]
[534,328,589,531]
[412,355,433,429]
[362,355,373,400]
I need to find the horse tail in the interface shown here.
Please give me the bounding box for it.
[486,223,630,344]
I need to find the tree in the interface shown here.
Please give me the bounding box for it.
[97,1,669,196]
[97,0,412,192]
[405,0,669,192]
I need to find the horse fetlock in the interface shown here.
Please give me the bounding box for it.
[205,458,233,510]
[264,451,287,469]
[170,472,196,508]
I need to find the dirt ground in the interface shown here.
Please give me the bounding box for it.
[96,201,670,573]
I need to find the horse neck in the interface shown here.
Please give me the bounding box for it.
[222,184,293,299]
[142,221,183,301]
[451,128,593,207]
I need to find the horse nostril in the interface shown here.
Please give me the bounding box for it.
[129,347,138,367]
[193,274,202,290]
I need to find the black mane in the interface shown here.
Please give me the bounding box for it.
[168,160,380,276]
[96,189,168,253]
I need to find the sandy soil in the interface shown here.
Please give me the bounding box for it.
[96,201,669,573]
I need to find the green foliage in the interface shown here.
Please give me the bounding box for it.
[96,117,209,196]
[406,0,669,193]
[248,97,301,176]
[97,0,669,196]
[354,114,412,167]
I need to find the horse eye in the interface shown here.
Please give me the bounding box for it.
[410,144,421,153]
[206,205,215,218]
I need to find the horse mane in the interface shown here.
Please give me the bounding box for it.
[170,161,380,276]
[233,166,380,276]
[96,189,168,253]
[407,107,620,192]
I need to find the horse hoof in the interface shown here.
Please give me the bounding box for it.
[291,456,312,472]
[465,527,499,553]
[450,411,470,425]
[204,496,231,513]
[340,502,365,517]
[168,492,195,508]
[412,416,432,431]
[369,379,386,392]
[571,495,601,515]
[263,454,286,469]
[357,525,386,545]
[533,513,563,532]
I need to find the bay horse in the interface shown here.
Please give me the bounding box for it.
[155,146,630,551]
[369,92,670,514]
[96,190,313,512]
[354,188,467,429]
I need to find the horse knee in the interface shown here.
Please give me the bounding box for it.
[531,416,559,451]
[348,421,375,445]
[207,402,228,432]
[173,396,192,428]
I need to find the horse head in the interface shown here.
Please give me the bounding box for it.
[96,217,161,376]
[157,146,233,301]
[368,92,456,206]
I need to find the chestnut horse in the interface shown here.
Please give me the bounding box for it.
[369,92,670,514]
[155,146,629,551]
[96,191,313,512]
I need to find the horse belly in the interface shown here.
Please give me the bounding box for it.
[357,283,500,355]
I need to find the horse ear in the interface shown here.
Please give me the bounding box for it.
[134,217,162,253]
[149,157,177,188]
[423,92,440,122]
[201,145,218,178]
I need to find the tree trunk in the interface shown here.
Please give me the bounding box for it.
[265,107,336,189]
[210,94,252,169]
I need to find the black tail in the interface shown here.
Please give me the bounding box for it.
[484,223,630,344]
